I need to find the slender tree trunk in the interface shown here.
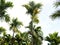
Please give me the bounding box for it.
[13,31,14,37]
[31,16,35,45]
[31,15,38,45]
[12,31,14,45]
[31,18,34,45]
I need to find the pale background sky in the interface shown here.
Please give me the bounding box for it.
[0,0,60,45]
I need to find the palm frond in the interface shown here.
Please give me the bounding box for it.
[5,2,13,9]
[23,4,31,10]
[55,2,60,7]
[0,0,13,22]
[29,1,35,8]
[45,32,60,45]
[35,3,42,9]
[1,0,5,5]
[4,14,10,22]
[50,10,60,19]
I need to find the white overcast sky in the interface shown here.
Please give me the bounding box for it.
[0,0,60,45]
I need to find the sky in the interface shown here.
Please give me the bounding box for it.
[0,0,60,45]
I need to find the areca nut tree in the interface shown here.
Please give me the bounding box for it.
[10,18,23,37]
[23,1,43,45]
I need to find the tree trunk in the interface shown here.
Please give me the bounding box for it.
[31,15,39,45]
[31,16,35,45]
[13,31,14,37]
[12,31,14,45]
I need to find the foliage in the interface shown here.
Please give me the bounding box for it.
[51,10,60,19]
[23,1,43,45]
[0,0,60,45]
[51,1,60,19]
[55,2,60,7]
[45,32,60,45]
[0,0,13,22]
[23,1,42,15]
[23,1,42,24]
[10,18,23,37]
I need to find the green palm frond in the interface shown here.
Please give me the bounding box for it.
[23,4,31,10]
[4,14,10,22]
[45,32,60,45]
[0,0,5,4]
[55,2,60,7]
[5,2,13,9]
[51,1,60,20]
[0,0,13,22]
[35,3,42,9]
[50,10,60,19]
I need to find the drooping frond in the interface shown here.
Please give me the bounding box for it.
[0,0,13,22]
[35,3,42,9]
[23,4,31,10]
[5,2,13,9]
[50,10,60,19]
[45,32,60,45]
[55,2,60,7]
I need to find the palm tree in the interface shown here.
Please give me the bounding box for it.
[23,1,43,45]
[10,18,23,37]
[10,18,23,45]
[51,1,60,19]
[45,32,60,45]
[0,0,13,22]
